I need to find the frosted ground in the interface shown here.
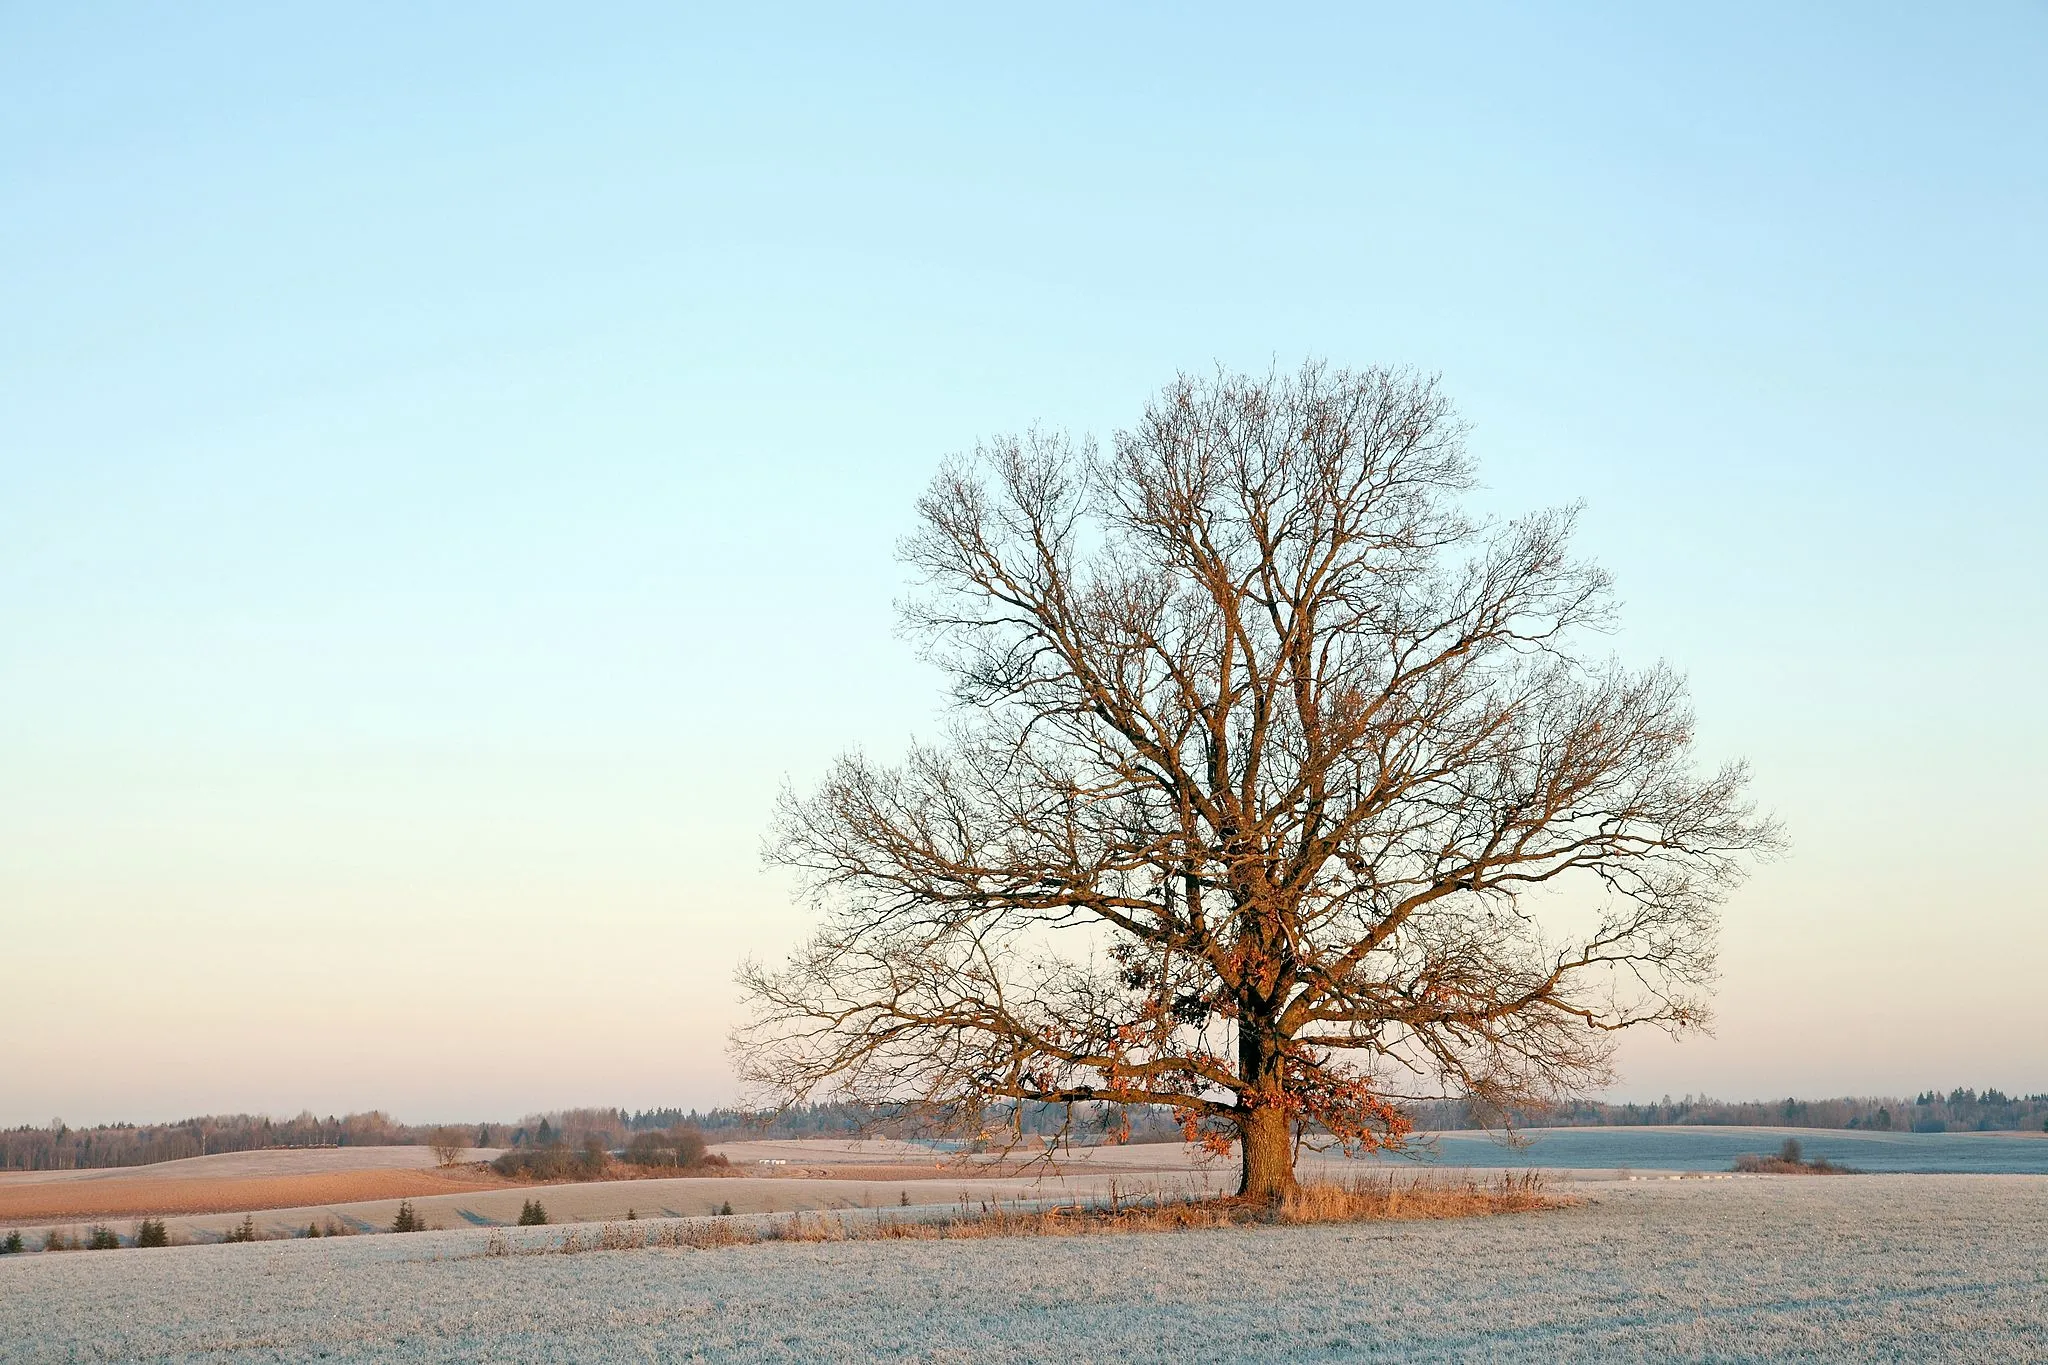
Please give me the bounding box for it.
[5,1176,2045,1362]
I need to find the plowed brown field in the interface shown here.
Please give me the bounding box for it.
[0,1167,500,1223]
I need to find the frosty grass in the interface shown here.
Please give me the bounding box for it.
[3,1174,2044,1362]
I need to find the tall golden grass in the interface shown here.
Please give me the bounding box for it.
[484,1172,1566,1257]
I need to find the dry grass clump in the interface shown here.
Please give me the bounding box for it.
[1278,1170,1559,1223]
[491,1172,1564,1258]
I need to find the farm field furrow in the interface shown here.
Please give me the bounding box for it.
[0,1169,504,1224]
[2,1175,2042,1363]
[0,1147,482,1186]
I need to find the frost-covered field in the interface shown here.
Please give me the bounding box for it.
[4,1175,2044,1363]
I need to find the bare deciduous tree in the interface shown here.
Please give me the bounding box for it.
[427,1127,469,1167]
[739,363,1778,1201]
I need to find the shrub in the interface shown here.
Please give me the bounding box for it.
[43,1229,72,1252]
[135,1219,169,1249]
[224,1216,258,1243]
[391,1202,422,1233]
[301,1222,320,1239]
[517,1199,548,1226]
[86,1225,120,1251]
[624,1125,710,1169]
[717,1201,733,1216]
[0,1230,22,1254]
[1734,1144,1856,1175]
[493,1147,585,1180]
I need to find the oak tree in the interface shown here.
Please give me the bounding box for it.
[739,363,1776,1201]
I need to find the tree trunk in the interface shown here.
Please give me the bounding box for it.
[1236,1017,1297,1202]
[1236,1102,1296,1203]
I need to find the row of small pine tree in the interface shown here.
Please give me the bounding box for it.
[0,1218,168,1253]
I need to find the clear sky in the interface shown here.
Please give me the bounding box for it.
[3,4,2044,1127]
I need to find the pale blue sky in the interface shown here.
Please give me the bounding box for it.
[3,4,2044,1126]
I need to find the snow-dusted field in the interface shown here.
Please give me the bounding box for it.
[3,1175,2043,1362]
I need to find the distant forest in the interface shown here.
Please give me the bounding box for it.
[1405,1088,2048,1136]
[0,1111,416,1172]
[7,1088,2045,1171]
[620,1091,2048,1143]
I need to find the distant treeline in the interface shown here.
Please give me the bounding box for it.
[13,1087,2043,1171]
[0,1112,417,1172]
[496,1101,1182,1150]
[1406,1088,2048,1135]
[587,1091,2048,1144]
